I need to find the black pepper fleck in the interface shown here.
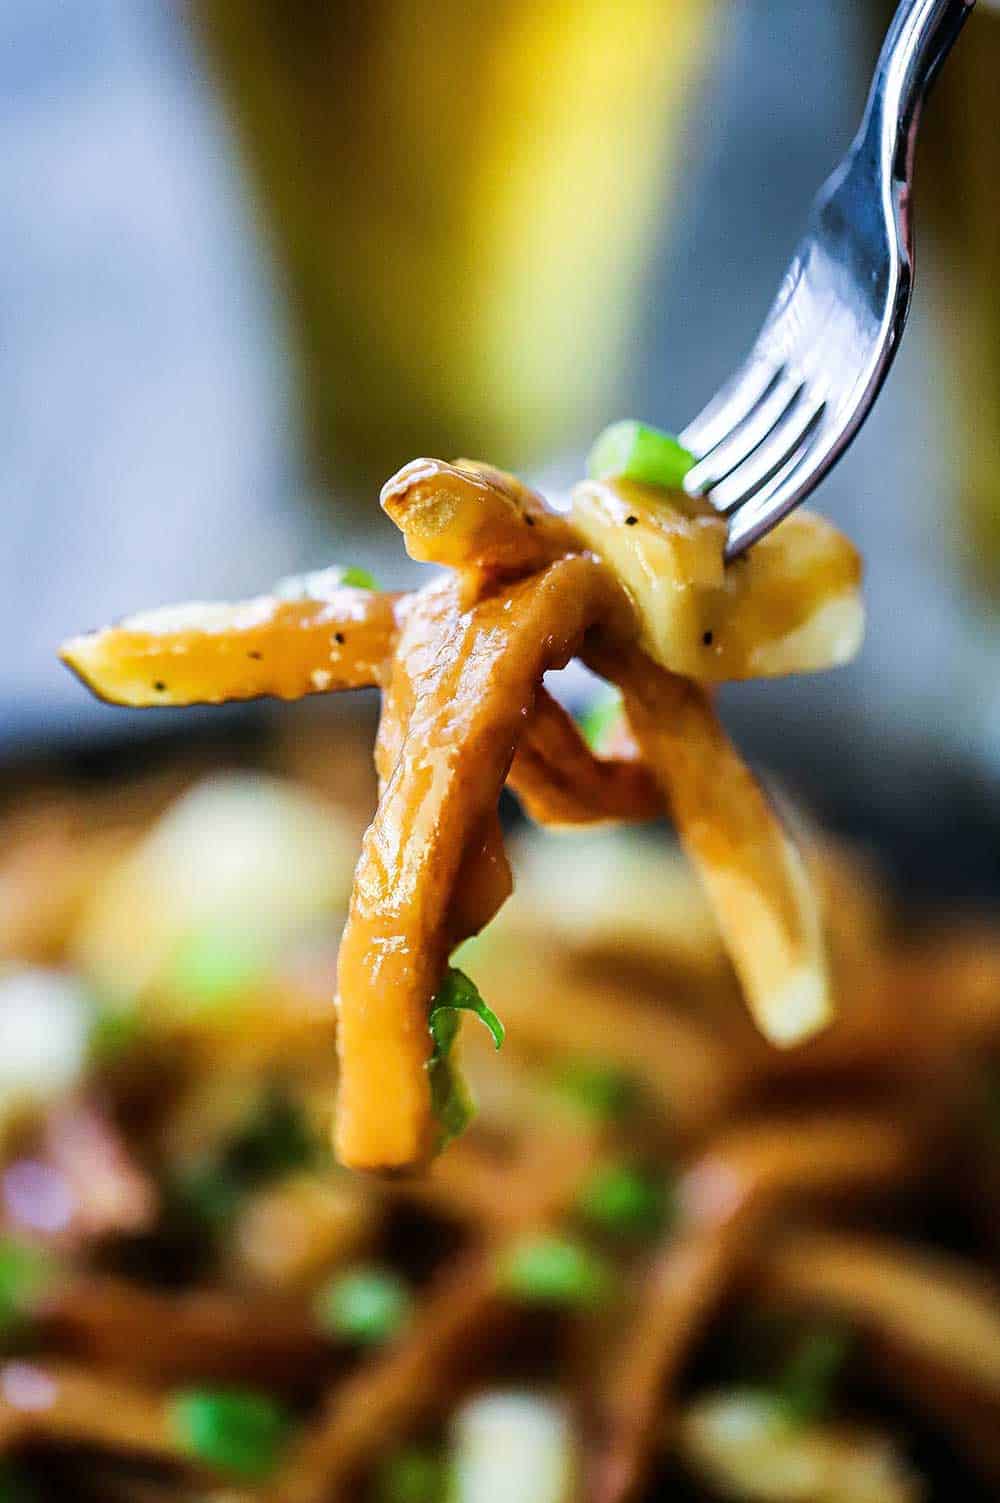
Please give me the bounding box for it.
[247,650,262,660]
[625,515,638,526]
[702,631,714,646]
[524,515,536,527]
[153,681,167,692]
[334,632,345,645]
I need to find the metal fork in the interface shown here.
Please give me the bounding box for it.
[680,0,976,559]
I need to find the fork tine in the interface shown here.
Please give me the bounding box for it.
[678,356,782,461]
[684,372,805,499]
[724,418,834,560]
[707,395,826,515]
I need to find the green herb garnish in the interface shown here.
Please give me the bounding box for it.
[576,1162,672,1240]
[376,1448,450,1503]
[551,1061,639,1122]
[274,565,377,600]
[170,1387,291,1479]
[0,1240,56,1337]
[578,690,623,754]
[340,565,377,589]
[427,968,504,1149]
[316,1267,412,1347]
[775,1322,853,1425]
[166,927,268,1010]
[587,420,694,489]
[498,1235,614,1309]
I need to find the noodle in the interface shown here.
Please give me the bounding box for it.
[29,453,1000,1500]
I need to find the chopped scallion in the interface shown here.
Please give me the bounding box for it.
[587,420,694,490]
[316,1267,412,1346]
[340,565,377,590]
[169,1387,291,1479]
[576,1163,672,1240]
[551,1061,639,1122]
[166,927,267,1010]
[0,1240,56,1335]
[578,690,623,754]
[497,1235,613,1309]
[274,565,377,600]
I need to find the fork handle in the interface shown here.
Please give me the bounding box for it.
[861,0,975,186]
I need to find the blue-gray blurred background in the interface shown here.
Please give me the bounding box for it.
[3,0,999,839]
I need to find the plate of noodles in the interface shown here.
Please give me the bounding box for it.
[0,434,994,1500]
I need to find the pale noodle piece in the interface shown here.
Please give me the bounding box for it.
[381,457,574,576]
[60,588,404,706]
[589,642,832,1047]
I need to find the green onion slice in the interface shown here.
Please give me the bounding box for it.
[577,689,623,754]
[169,1387,291,1479]
[0,1240,57,1335]
[166,927,268,1010]
[274,565,377,601]
[497,1235,614,1309]
[551,1061,639,1122]
[587,420,694,489]
[316,1267,412,1346]
[576,1162,672,1240]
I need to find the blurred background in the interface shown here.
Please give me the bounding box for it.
[2,0,998,874]
[2,17,1000,1498]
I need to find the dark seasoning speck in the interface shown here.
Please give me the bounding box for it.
[702,631,714,647]
[625,515,638,526]
[153,681,167,692]
[334,632,345,645]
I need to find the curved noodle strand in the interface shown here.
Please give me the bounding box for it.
[334,557,630,1171]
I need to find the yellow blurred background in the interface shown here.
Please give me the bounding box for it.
[193,0,715,488]
[1,0,998,802]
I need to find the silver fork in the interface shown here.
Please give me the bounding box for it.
[680,0,976,560]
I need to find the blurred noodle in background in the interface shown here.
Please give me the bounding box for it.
[191,0,715,496]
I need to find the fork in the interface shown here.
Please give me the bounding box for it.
[679,0,976,559]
